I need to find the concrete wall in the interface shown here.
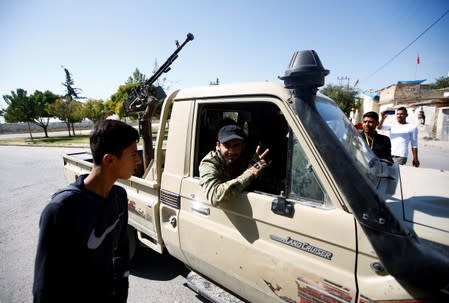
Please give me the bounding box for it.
[0,120,94,134]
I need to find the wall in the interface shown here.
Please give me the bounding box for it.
[0,120,94,134]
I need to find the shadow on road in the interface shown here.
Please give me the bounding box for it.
[130,248,210,302]
[130,247,190,281]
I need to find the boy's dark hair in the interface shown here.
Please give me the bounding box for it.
[363,111,379,121]
[90,120,140,165]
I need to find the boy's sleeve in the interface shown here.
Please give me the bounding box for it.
[113,188,130,303]
[32,202,64,303]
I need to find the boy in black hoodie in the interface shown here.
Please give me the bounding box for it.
[33,119,141,303]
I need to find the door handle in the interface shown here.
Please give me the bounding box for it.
[191,201,210,216]
[271,193,294,217]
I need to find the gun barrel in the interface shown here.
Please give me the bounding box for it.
[145,33,194,87]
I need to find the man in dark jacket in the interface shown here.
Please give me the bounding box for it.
[33,120,141,303]
[361,111,393,162]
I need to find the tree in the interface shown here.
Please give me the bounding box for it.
[82,99,106,122]
[108,82,139,119]
[3,89,59,138]
[61,67,83,99]
[68,100,84,135]
[47,98,83,136]
[126,68,146,84]
[209,78,220,85]
[429,76,449,89]
[28,90,59,137]
[3,89,35,139]
[53,67,85,136]
[320,84,358,116]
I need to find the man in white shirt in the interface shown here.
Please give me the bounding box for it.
[378,107,420,167]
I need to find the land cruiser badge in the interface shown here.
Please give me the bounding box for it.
[270,235,333,260]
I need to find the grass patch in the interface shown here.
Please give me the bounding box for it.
[0,135,90,146]
[0,129,165,146]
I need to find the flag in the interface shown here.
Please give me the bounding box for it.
[416,54,420,64]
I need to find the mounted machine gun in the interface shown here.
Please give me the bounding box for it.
[124,33,194,169]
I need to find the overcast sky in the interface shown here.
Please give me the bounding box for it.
[1,0,448,110]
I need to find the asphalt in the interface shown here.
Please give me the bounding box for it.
[0,129,91,148]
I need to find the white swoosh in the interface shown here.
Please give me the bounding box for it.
[87,212,123,250]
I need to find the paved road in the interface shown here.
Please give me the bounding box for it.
[409,139,449,171]
[0,146,204,303]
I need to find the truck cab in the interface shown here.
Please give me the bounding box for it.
[63,51,449,302]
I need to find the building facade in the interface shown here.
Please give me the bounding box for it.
[378,81,449,141]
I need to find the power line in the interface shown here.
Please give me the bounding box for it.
[365,7,449,81]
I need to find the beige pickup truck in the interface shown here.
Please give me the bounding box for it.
[63,50,449,302]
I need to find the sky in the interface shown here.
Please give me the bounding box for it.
[1,0,449,111]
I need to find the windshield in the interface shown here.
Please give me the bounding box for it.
[314,95,382,183]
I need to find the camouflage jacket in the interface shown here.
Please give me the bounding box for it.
[199,150,254,206]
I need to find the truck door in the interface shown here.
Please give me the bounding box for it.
[178,98,358,303]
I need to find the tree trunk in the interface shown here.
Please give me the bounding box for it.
[43,126,49,138]
[66,122,71,137]
[71,123,75,136]
[27,122,34,140]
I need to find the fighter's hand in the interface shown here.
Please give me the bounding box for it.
[254,145,269,161]
[248,146,270,177]
[412,159,420,167]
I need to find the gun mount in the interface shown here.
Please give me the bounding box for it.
[125,33,194,170]
[124,33,194,116]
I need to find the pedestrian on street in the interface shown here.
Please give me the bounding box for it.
[361,111,393,162]
[33,119,141,303]
[378,107,420,167]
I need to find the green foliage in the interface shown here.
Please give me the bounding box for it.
[61,67,83,98]
[3,89,33,123]
[68,100,83,123]
[28,90,60,137]
[47,98,73,122]
[108,82,138,118]
[47,98,83,136]
[3,89,60,138]
[83,99,106,122]
[320,84,358,116]
[29,90,59,118]
[126,68,147,84]
[429,76,449,89]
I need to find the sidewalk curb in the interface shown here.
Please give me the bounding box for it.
[0,143,89,148]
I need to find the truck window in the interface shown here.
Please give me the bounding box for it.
[288,135,328,204]
[193,101,329,203]
[194,102,289,196]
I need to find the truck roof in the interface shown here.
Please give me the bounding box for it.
[173,81,292,101]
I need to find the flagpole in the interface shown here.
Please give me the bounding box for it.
[415,54,420,80]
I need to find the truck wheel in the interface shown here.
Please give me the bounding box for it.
[128,225,138,262]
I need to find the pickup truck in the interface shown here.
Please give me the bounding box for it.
[63,50,449,302]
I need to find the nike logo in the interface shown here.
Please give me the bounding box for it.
[87,212,123,250]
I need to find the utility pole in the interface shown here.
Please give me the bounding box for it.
[337,76,350,88]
